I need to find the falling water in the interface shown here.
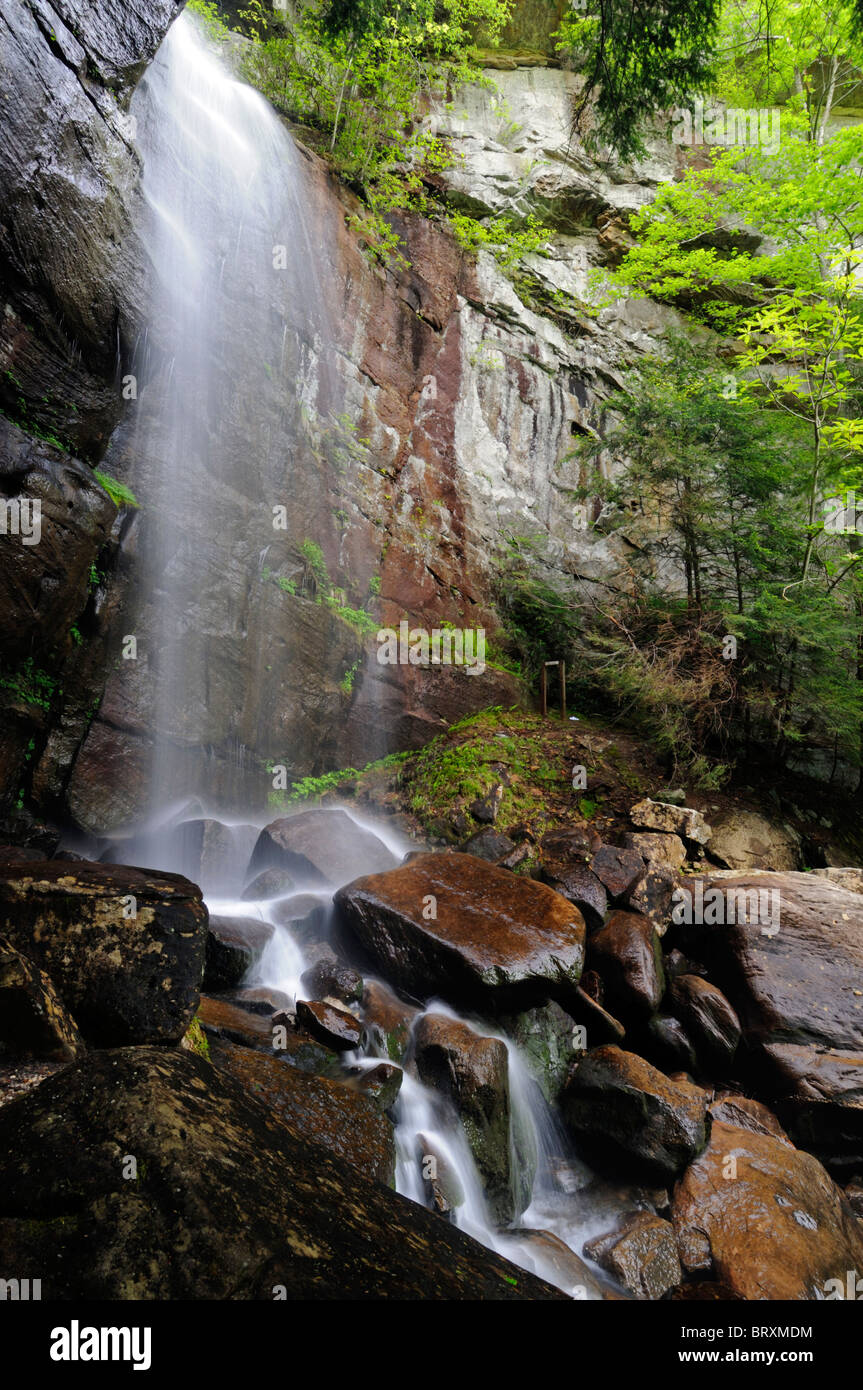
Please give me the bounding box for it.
[120,11,332,852]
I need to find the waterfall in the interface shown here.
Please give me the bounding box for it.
[118,11,332,855]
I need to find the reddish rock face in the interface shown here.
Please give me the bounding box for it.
[673,1119,863,1300]
[336,851,586,1010]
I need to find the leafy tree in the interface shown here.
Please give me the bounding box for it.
[555,0,721,160]
[715,0,863,143]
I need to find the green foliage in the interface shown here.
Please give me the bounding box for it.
[238,0,513,265]
[187,1,230,43]
[556,0,720,159]
[299,538,330,593]
[571,337,863,776]
[93,471,139,509]
[0,659,60,712]
[492,534,581,678]
[448,212,553,270]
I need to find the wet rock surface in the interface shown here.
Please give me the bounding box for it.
[0,1048,563,1299]
[0,936,82,1062]
[584,1211,683,1300]
[672,1119,863,1300]
[0,862,206,1045]
[414,1011,525,1224]
[563,1045,710,1183]
[589,911,665,1020]
[208,1038,395,1185]
[250,808,396,886]
[336,851,586,1010]
[205,916,274,991]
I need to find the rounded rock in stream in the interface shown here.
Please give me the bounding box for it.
[249,807,397,887]
[336,851,586,1012]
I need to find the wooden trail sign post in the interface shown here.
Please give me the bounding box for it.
[540,660,566,719]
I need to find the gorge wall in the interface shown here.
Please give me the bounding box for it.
[0,1,688,842]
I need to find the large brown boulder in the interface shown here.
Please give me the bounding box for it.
[208,1038,395,1186]
[672,1119,863,1300]
[0,862,206,1045]
[249,808,396,887]
[0,1048,563,1299]
[563,1045,709,1183]
[671,872,863,1054]
[336,851,585,1011]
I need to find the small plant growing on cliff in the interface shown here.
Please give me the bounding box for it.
[93,471,139,509]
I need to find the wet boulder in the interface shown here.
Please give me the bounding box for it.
[584,1212,682,1300]
[761,1042,863,1173]
[296,999,363,1052]
[0,936,82,1062]
[362,980,419,1063]
[671,872,863,1054]
[620,865,679,932]
[174,819,260,895]
[563,1045,709,1183]
[336,851,585,1012]
[643,1014,698,1075]
[353,1062,403,1112]
[207,1038,395,1185]
[669,974,741,1071]
[413,1011,531,1224]
[708,1092,790,1144]
[588,911,665,1020]
[590,844,644,899]
[672,1119,863,1300]
[242,868,296,901]
[541,862,607,931]
[204,916,274,991]
[300,950,363,1005]
[499,999,584,1104]
[0,1048,564,1299]
[0,862,206,1045]
[249,808,396,887]
[197,994,341,1079]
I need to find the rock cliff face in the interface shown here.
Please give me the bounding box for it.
[0,2,684,837]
